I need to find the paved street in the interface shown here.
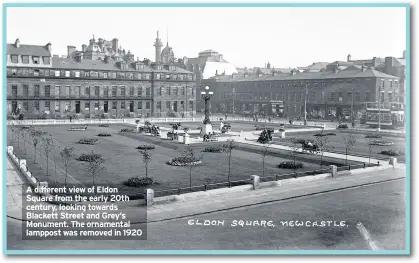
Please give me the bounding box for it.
[7,176,405,251]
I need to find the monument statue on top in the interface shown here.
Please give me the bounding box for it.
[201,86,214,134]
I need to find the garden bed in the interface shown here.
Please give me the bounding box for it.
[120,128,135,133]
[203,146,226,153]
[277,161,304,169]
[369,140,394,146]
[136,144,156,150]
[99,124,110,127]
[123,176,154,187]
[380,149,405,156]
[167,157,203,166]
[77,138,100,145]
[68,127,87,131]
[97,133,112,137]
[76,152,104,162]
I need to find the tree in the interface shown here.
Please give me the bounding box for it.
[342,132,357,165]
[223,139,235,182]
[314,128,331,170]
[366,135,375,165]
[60,146,75,187]
[260,143,271,177]
[290,138,301,173]
[181,145,202,189]
[16,128,21,149]
[20,128,28,155]
[30,129,43,164]
[139,149,152,178]
[53,145,61,181]
[9,124,16,145]
[85,150,105,186]
[42,135,55,176]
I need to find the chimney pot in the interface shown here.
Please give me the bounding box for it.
[15,38,20,48]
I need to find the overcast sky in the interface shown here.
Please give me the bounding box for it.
[6,7,406,68]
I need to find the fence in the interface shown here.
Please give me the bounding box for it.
[153,162,380,198]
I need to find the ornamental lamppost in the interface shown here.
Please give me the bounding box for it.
[201,86,214,134]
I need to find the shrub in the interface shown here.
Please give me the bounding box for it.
[314,132,336,137]
[326,133,337,136]
[365,133,382,139]
[136,144,155,150]
[168,156,202,166]
[97,133,111,137]
[277,161,304,169]
[77,153,104,162]
[380,149,405,156]
[337,124,348,129]
[77,138,99,145]
[99,124,110,127]
[123,176,154,187]
[203,146,226,153]
[369,140,394,146]
[120,128,135,132]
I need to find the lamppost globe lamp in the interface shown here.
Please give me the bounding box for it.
[201,85,214,134]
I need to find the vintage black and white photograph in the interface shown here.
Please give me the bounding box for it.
[4,3,409,254]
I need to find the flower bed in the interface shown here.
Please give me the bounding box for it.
[313,132,336,137]
[365,134,382,139]
[136,144,155,150]
[380,149,405,156]
[203,146,226,153]
[167,157,202,166]
[76,153,104,162]
[120,128,135,133]
[97,133,111,137]
[277,161,304,169]
[68,127,87,131]
[123,176,154,187]
[77,138,100,145]
[369,140,394,146]
[337,124,348,129]
[99,124,110,127]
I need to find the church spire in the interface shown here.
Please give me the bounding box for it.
[166,27,169,46]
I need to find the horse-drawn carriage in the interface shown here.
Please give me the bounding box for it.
[301,140,320,154]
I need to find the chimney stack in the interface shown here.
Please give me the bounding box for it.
[347,54,351,62]
[46,43,52,52]
[82,44,87,52]
[104,55,110,64]
[67,45,76,58]
[15,38,20,48]
[215,70,218,76]
[402,50,406,59]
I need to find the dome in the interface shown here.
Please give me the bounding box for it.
[161,43,172,56]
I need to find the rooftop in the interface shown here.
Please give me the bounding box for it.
[7,43,51,57]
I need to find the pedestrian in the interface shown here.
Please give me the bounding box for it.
[69,116,73,123]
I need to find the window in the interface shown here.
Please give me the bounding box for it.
[23,84,29,97]
[130,87,134,96]
[121,86,126,96]
[138,87,143,97]
[95,86,99,96]
[156,101,161,110]
[117,72,125,79]
[189,101,193,110]
[65,71,70,77]
[90,71,99,78]
[75,71,80,78]
[138,101,143,110]
[146,87,150,97]
[121,101,125,109]
[23,69,29,76]
[145,73,150,80]
[85,86,90,96]
[104,101,108,113]
[43,56,50,64]
[85,102,90,110]
[129,101,134,112]
[34,85,40,97]
[104,86,109,97]
[127,73,133,79]
[34,70,39,76]
[33,56,40,64]
[166,101,171,110]
[66,86,70,97]
[146,101,150,110]
[84,71,89,77]
[111,72,116,78]
[104,72,108,78]
[112,101,117,110]
[181,87,185,95]
[23,101,28,111]
[338,92,343,102]
[22,56,29,64]
[366,92,371,101]
[11,55,18,63]
[55,85,60,98]
[55,71,60,77]
[94,102,99,110]
[45,85,51,97]
[156,73,161,80]
[166,87,171,96]
[34,101,39,111]
[45,101,50,111]
[12,85,17,97]
[65,102,70,112]
[55,101,60,112]
[112,86,117,97]
[75,86,80,97]
[158,87,163,96]
[12,69,17,75]
[174,87,178,96]
[356,92,361,102]
[330,92,335,101]
[348,92,352,101]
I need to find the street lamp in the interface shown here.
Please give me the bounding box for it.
[232,87,235,117]
[304,86,308,126]
[201,86,214,134]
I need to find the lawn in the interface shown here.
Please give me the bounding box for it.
[270,130,406,162]
[7,124,327,197]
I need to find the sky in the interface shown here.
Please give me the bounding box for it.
[6,7,406,68]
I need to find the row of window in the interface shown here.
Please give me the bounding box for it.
[217,91,398,103]
[157,86,195,96]
[10,55,50,65]
[8,68,195,81]
[11,84,153,98]
[223,79,399,89]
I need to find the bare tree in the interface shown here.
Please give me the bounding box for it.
[314,128,330,170]
[53,145,61,181]
[42,135,55,176]
[139,149,152,178]
[260,143,271,177]
[181,145,202,189]
[30,129,43,164]
[20,128,28,155]
[85,150,105,186]
[9,124,16,144]
[290,137,300,173]
[342,132,358,165]
[60,146,75,187]
[223,139,235,182]
[366,136,375,165]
